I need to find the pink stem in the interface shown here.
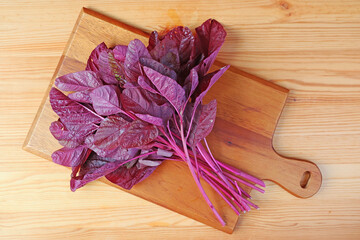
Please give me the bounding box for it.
[167,121,176,144]
[185,104,199,140]
[223,171,265,194]
[173,114,181,134]
[202,174,240,215]
[234,180,242,196]
[203,138,221,170]
[177,149,255,202]
[241,188,252,199]
[192,146,200,178]
[217,161,265,188]
[242,198,259,209]
[197,143,235,192]
[112,151,157,169]
[120,109,136,120]
[81,104,104,120]
[187,153,253,203]
[179,122,225,226]
[201,167,243,203]
[200,165,252,212]
[202,171,245,212]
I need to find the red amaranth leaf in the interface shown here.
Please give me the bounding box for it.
[98,50,126,85]
[86,42,108,72]
[49,120,97,148]
[68,90,93,103]
[55,71,102,91]
[187,100,217,146]
[138,75,158,94]
[51,145,90,167]
[194,65,230,107]
[113,45,128,62]
[90,85,122,116]
[93,116,158,151]
[139,57,177,80]
[150,39,180,72]
[124,39,151,82]
[135,114,164,126]
[162,26,195,64]
[49,88,102,126]
[143,66,185,112]
[70,153,124,191]
[195,19,227,57]
[105,164,159,190]
[196,47,221,77]
[183,68,199,99]
[121,87,172,122]
[147,31,159,51]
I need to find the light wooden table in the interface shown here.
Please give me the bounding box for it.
[1,1,360,239]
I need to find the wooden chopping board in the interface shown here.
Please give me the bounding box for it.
[23,8,322,234]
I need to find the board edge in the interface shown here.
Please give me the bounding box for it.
[22,9,87,152]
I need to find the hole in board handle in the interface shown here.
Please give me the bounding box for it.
[300,171,311,189]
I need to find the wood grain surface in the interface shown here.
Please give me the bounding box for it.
[1,0,360,239]
[22,8,322,233]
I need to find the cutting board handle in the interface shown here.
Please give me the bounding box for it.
[266,151,322,198]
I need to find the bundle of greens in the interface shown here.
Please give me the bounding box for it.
[49,19,265,225]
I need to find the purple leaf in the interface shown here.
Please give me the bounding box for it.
[90,85,122,116]
[48,19,233,196]
[70,152,127,191]
[85,134,109,157]
[49,88,102,125]
[123,82,139,89]
[86,42,108,72]
[105,147,139,161]
[143,66,185,112]
[50,120,98,148]
[195,19,227,57]
[189,35,202,66]
[93,116,158,151]
[135,114,164,126]
[150,38,180,71]
[160,48,180,72]
[162,26,195,64]
[55,71,102,92]
[121,87,172,122]
[113,45,127,62]
[98,50,126,85]
[86,134,136,160]
[194,65,230,108]
[120,87,151,114]
[138,75,158,94]
[197,47,221,77]
[139,57,177,80]
[116,119,159,149]
[105,164,159,190]
[188,100,217,146]
[68,89,93,103]
[124,39,151,82]
[49,120,66,139]
[52,145,90,167]
[142,90,168,106]
[183,68,199,99]
[150,38,176,60]
[148,31,160,51]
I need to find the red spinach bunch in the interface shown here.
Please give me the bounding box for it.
[49,19,265,225]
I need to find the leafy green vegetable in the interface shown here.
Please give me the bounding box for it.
[49,19,265,226]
